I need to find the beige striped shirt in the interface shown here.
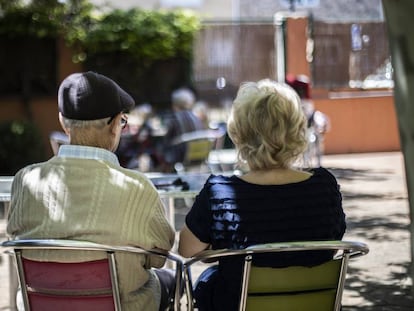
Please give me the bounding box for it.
[7,146,175,311]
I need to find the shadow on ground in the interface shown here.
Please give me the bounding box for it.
[327,167,393,183]
[343,262,413,311]
[327,166,414,310]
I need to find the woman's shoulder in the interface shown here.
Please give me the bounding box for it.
[311,166,336,178]
[309,167,339,186]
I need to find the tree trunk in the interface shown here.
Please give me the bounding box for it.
[382,0,414,296]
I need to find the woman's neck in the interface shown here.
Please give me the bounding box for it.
[240,167,312,185]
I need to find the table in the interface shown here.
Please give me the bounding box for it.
[146,172,211,227]
[0,173,209,225]
[1,172,239,228]
[0,176,13,219]
[0,177,15,310]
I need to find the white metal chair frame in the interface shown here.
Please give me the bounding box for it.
[2,239,184,311]
[170,129,223,146]
[183,240,369,311]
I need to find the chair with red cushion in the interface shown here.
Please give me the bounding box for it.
[2,239,183,311]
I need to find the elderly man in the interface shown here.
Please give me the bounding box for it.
[7,71,176,311]
[159,87,205,172]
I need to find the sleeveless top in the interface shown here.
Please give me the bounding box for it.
[185,167,346,311]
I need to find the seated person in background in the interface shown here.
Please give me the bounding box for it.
[193,101,210,129]
[116,103,157,170]
[159,87,205,172]
[7,71,176,311]
[285,74,330,134]
[178,79,346,311]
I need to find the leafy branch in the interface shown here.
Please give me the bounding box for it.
[0,0,201,65]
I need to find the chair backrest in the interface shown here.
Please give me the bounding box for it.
[183,240,369,311]
[21,257,116,311]
[2,239,184,311]
[172,129,224,173]
[184,139,214,164]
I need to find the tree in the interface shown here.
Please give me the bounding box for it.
[382,0,414,297]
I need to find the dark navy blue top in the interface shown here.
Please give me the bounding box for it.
[185,167,346,311]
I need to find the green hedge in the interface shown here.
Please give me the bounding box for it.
[0,1,201,108]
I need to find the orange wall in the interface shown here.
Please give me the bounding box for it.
[284,15,400,155]
[1,89,399,157]
[286,15,311,78]
[314,93,400,154]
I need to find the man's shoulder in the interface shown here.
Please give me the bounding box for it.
[15,159,52,175]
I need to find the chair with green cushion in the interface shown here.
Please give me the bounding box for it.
[172,129,224,173]
[183,240,369,311]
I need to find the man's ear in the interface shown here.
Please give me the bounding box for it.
[108,114,121,135]
[58,113,70,136]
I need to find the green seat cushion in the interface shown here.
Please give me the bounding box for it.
[248,259,341,293]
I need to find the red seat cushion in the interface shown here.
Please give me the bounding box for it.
[22,258,116,311]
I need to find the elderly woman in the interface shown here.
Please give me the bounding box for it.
[178,79,346,311]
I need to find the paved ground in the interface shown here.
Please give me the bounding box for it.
[0,151,412,310]
[322,152,413,311]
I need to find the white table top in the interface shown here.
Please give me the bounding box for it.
[0,194,10,202]
[0,170,239,202]
[0,177,13,202]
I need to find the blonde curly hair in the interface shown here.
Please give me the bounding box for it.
[227,79,308,170]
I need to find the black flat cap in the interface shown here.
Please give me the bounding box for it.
[58,71,135,120]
